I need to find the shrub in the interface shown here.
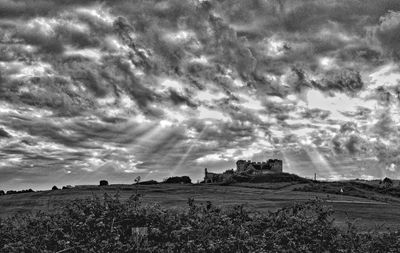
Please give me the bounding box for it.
[382,177,394,188]
[1,195,400,252]
[250,172,311,183]
[138,180,159,185]
[163,176,192,184]
[52,186,59,190]
[220,175,236,186]
[0,190,4,196]
[99,180,109,186]
[5,189,34,195]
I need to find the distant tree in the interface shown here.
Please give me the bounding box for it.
[134,176,141,184]
[138,180,158,185]
[52,186,59,190]
[0,190,4,195]
[99,180,109,186]
[382,177,393,188]
[163,176,192,184]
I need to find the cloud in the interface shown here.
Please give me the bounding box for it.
[3,0,400,188]
[374,11,400,59]
[0,128,11,138]
[371,110,396,138]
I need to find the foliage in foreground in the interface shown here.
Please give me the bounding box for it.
[1,194,400,253]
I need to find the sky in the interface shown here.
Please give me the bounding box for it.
[1,0,400,190]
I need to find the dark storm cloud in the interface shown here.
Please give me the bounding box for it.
[301,108,330,120]
[169,89,196,107]
[344,135,362,155]
[69,120,160,145]
[0,0,121,18]
[0,75,95,116]
[315,69,364,94]
[340,122,358,134]
[0,0,54,18]
[1,116,91,149]
[372,111,397,138]
[0,128,11,138]
[374,11,400,59]
[13,8,114,55]
[286,67,365,95]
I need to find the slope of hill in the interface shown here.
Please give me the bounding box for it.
[1,183,400,231]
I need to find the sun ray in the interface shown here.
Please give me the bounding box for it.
[303,146,336,180]
[280,149,294,173]
[170,125,209,177]
[127,124,164,151]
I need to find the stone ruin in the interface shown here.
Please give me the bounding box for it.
[236,159,283,174]
[204,159,283,183]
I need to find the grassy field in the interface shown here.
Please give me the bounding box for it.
[1,182,400,231]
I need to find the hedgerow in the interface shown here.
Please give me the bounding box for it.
[0,192,399,252]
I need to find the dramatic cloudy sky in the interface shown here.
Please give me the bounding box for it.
[2,0,400,189]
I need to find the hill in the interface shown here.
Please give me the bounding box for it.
[1,182,400,231]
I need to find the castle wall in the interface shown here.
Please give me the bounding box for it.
[206,159,283,183]
[236,160,249,171]
[269,160,283,173]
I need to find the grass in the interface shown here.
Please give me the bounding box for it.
[1,182,400,231]
[1,193,400,252]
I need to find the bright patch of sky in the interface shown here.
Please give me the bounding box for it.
[305,89,377,121]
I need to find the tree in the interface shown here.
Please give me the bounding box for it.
[52,186,59,190]
[99,180,109,186]
[0,190,4,195]
[382,177,393,188]
[163,176,192,184]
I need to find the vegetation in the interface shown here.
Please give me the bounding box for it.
[5,189,34,195]
[138,180,159,185]
[1,193,400,252]
[163,176,192,184]
[52,186,59,191]
[295,180,400,200]
[381,177,394,188]
[231,172,311,184]
[99,180,109,186]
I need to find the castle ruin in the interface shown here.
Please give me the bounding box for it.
[236,159,283,174]
[204,159,283,183]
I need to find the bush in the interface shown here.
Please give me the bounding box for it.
[0,190,4,196]
[5,189,34,195]
[382,177,394,188]
[250,173,311,183]
[0,193,400,253]
[163,176,192,184]
[138,180,159,185]
[220,175,236,186]
[1,195,400,252]
[52,186,59,190]
[99,180,109,186]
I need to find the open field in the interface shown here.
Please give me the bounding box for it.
[1,182,400,231]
